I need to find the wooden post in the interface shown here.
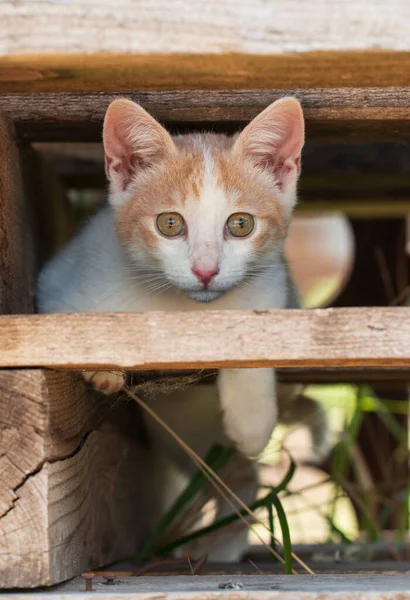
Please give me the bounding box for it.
[0,112,35,313]
[0,369,154,588]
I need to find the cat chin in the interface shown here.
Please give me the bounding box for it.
[186,290,223,303]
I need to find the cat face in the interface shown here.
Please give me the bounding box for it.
[103,98,304,302]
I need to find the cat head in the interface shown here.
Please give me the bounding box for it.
[103,97,304,302]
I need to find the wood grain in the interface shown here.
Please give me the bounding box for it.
[0,112,34,312]
[0,369,154,588]
[1,52,410,93]
[4,88,410,142]
[1,1,410,55]
[0,308,408,370]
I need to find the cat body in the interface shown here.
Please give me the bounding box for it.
[38,97,305,457]
[37,97,311,560]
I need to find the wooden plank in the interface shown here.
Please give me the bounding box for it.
[3,88,410,142]
[5,573,410,599]
[100,366,410,387]
[1,53,410,92]
[0,112,35,312]
[106,366,410,385]
[296,198,410,218]
[1,2,410,56]
[278,367,410,384]
[0,308,408,370]
[0,369,154,588]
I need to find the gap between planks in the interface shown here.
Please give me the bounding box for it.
[0,307,409,370]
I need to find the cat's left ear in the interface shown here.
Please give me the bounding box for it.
[233,97,304,205]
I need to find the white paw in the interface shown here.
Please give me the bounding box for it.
[217,368,277,458]
[223,412,275,457]
[82,370,126,395]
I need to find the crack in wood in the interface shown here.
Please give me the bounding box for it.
[0,430,92,520]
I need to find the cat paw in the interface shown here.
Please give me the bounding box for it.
[82,370,126,394]
[227,424,273,458]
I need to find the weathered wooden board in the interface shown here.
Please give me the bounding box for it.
[1,1,410,55]
[0,369,154,588]
[0,308,408,370]
[4,88,410,142]
[4,573,410,599]
[1,53,410,92]
[0,112,35,312]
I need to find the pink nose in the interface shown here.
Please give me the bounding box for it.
[193,267,219,287]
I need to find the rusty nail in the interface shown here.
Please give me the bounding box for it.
[82,573,95,592]
[192,554,208,574]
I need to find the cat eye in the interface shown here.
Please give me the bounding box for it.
[156,212,185,237]
[226,213,254,237]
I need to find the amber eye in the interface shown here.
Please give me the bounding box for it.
[226,213,254,237]
[156,212,185,237]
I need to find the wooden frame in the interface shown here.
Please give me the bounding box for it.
[1,62,410,591]
[0,308,408,370]
[4,88,410,141]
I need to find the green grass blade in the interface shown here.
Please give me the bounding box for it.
[267,501,277,556]
[270,493,292,574]
[136,444,235,560]
[324,515,354,544]
[362,389,407,444]
[155,456,296,557]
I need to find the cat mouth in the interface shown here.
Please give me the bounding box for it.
[186,289,223,302]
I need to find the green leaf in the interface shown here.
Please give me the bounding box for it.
[270,493,292,574]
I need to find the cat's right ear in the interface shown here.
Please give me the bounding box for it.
[103,98,175,202]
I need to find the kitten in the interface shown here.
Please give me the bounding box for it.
[37,98,330,560]
[37,96,305,460]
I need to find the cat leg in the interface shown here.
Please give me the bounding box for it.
[217,368,277,457]
[82,370,126,394]
[182,455,258,562]
[277,383,331,462]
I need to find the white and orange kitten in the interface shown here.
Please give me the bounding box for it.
[37,97,317,559]
[37,96,304,457]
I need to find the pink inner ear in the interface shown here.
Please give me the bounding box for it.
[235,98,304,191]
[105,152,136,190]
[274,157,298,191]
[103,111,137,188]
[103,99,174,192]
